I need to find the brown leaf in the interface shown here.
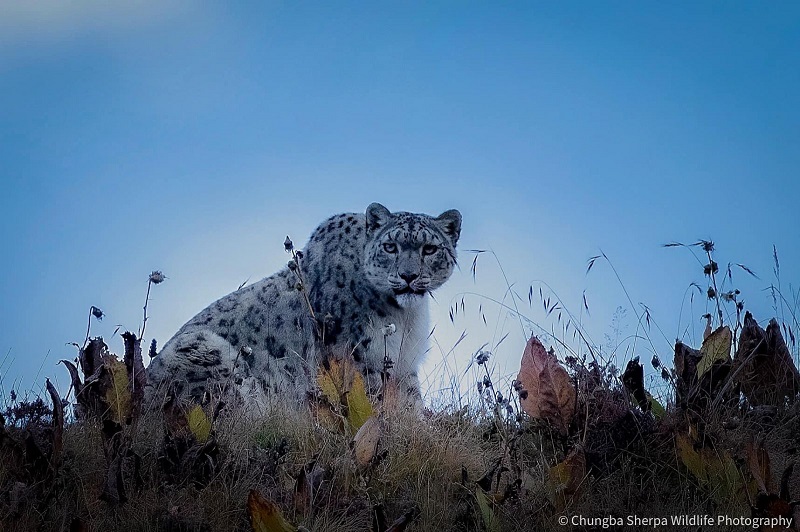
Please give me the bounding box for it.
[476,458,504,493]
[385,508,418,532]
[517,335,575,433]
[45,379,64,470]
[122,332,147,425]
[294,456,324,515]
[622,357,649,411]
[734,312,800,406]
[547,448,586,509]
[59,359,83,398]
[674,340,734,412]
[248,490,297,532]
[746,438,772,494]
[352,415,382,468]
[80,338,106,380]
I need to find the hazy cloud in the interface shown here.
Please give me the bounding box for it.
[0,0,187,49]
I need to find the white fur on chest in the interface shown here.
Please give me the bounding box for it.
[364,297,430,378]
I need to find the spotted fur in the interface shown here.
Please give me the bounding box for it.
[146,203,461,404]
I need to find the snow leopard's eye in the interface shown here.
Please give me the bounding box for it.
[422,244,438,256]
[383,242,398,254]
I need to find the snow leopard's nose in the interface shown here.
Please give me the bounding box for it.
[399,273,418,285]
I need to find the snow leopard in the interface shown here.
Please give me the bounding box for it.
[145,203,461,405]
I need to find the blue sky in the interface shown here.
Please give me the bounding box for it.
[1,2,798,403]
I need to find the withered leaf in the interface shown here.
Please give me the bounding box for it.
[122,332,146,424]
[248,490,297,532]
[352,415,383,468]
[517,335,575,434]
[734,312,800,406]
[385,508,418,532]
[45,378,63,469]
[547,448,586,509]
[622,357,649,411]
[745,438,772,494]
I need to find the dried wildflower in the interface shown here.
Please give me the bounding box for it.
[721,291,737,302]
[512,379,524,392]
[519,389,529,400]
[284,236,293,252]
[482,375,492,389]
[703,261,718,276]
[661,368,670,381]
[477,380,483,394]
[476,350,491,365]
[295,250,304,260]
[707,287,716,299]
[9,390,16,402]
[148,338,158,358]
[505,403,514,416]
[736,301,744,311]
[91,306,104,320]
[149,270,165,284]
[651,355,660,369]
[495,391,504,403]
[288,260,298,271]
[699,240,715,253]
[381,323,396,337]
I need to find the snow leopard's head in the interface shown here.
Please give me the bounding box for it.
[363,202,461,307]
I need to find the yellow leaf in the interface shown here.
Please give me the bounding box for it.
[317,364,340,407]
[248,490,297,532]
[697,326,732,379]
[517,335,575,434]
[547,448,586,510]
[104,357,131,424]
[346,371,373,431]
[676,431,744,504]
[316,357,374,433]
[187,405,211,443]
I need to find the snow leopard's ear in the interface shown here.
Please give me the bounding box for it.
[366,203,392,232]
[435,209,462,245]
